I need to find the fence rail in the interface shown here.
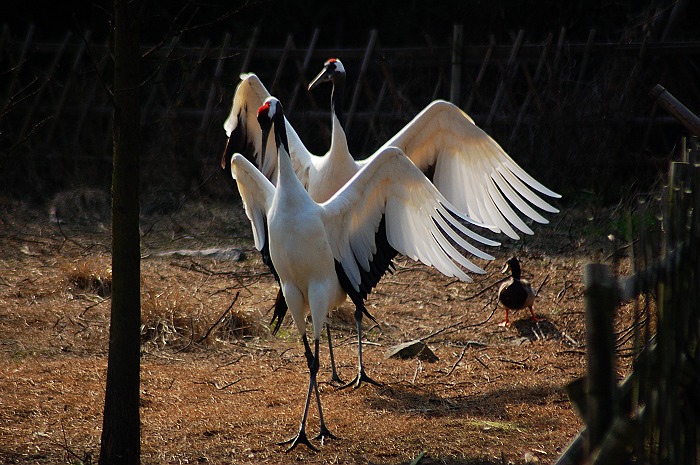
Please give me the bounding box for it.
[1,23,699,206]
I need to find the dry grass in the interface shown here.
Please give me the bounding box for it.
[0,200,640,465]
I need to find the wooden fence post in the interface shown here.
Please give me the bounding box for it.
[486,29,524,129]
[583,263,619,457]
[450,24,463,104]
[287,28,319,115]
[240,27,259,74]
[19,31,71,142]
[271,34,294,93]
[649,84,700,137]
[346,29,377,134]
[199,32,230,133]
[465,34,495,113]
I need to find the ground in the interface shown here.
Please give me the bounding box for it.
[0,197,637,465]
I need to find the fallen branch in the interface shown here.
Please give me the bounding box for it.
[445,346,468,377]
[195,291,240,344]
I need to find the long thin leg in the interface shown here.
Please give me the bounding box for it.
[312,364,337,443]
[339,304,381,389]
[278,335,320,452]
[326,324,343,384]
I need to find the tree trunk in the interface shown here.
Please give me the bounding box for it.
[99,0,141,463]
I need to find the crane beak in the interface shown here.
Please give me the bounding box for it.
[260,124,272,166]
[221,136,234,170]
[308,66,331,91]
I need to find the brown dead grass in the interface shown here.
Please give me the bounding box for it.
[0,199,639,465]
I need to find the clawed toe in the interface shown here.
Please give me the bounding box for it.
[338,368,382,390]
[278,429,319,452]
[313,424,337,444]
[329,373,344,386]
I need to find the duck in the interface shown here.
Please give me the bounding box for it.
[497,256,538,326]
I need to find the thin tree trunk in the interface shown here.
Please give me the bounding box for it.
[99,0,141,463]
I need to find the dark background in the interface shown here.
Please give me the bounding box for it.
[2,0,699,211]
[10,0,699,46]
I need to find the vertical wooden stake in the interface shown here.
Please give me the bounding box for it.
[583,263,618,457]
[450,24,463,104]
[346,29,377,134]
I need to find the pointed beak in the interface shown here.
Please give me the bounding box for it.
[260,124,272,165]
[308,66,330,91]
[220,136,234,170]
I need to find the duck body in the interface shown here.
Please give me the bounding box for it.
[497,257,537,326]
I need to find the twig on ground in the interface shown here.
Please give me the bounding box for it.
[412,359,423,384]
[463,278,507,301]
[536,273,550,296]
[79,296,110,318]
[497,356,529,367]
[54,219,86,252]
[561,331,581,347]
[421,304,497,342]
[194,291,240,344]
[556,281,573,301]
[445,346,468,377]
[195,377,243,390]
[217,354,250,368]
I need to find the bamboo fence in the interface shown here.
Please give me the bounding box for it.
[1,22,699,204]
[556,135,700,465]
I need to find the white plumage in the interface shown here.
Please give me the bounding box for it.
[230,97,497,450]
[222,58,561,239]
[221,60,561,388]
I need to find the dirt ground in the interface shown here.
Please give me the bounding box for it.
[0,196,637,465]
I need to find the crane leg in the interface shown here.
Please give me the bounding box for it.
[278,336,322,452]
[326,324,344,385]
[339,304,382,389]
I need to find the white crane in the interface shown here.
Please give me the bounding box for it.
[222,58,561,238]
[220,60,560,387]
[229,97,497,450]
[222,65,390,388]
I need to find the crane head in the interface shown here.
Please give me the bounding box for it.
[308,58,346,91]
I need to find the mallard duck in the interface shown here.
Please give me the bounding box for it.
[497,257,538,326]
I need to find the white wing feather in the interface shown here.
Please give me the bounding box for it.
[223,73,315,188]
[322,147,499,292]
[229,154,275,251]
[374,100,561,240]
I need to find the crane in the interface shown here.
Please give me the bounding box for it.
[228,97,498,450]
[220,60,560,387]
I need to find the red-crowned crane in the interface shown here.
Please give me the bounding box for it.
[220,60,560,387]
[229,97,497,451]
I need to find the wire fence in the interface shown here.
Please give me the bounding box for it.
[1,22,699,208]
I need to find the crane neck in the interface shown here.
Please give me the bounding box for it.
[273,118,307,198]
[330,74,346,128]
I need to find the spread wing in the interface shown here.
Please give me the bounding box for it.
[322,146,500,293]
[229,153,274,251]
[373,100,560,239]
[223,73,315,188]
